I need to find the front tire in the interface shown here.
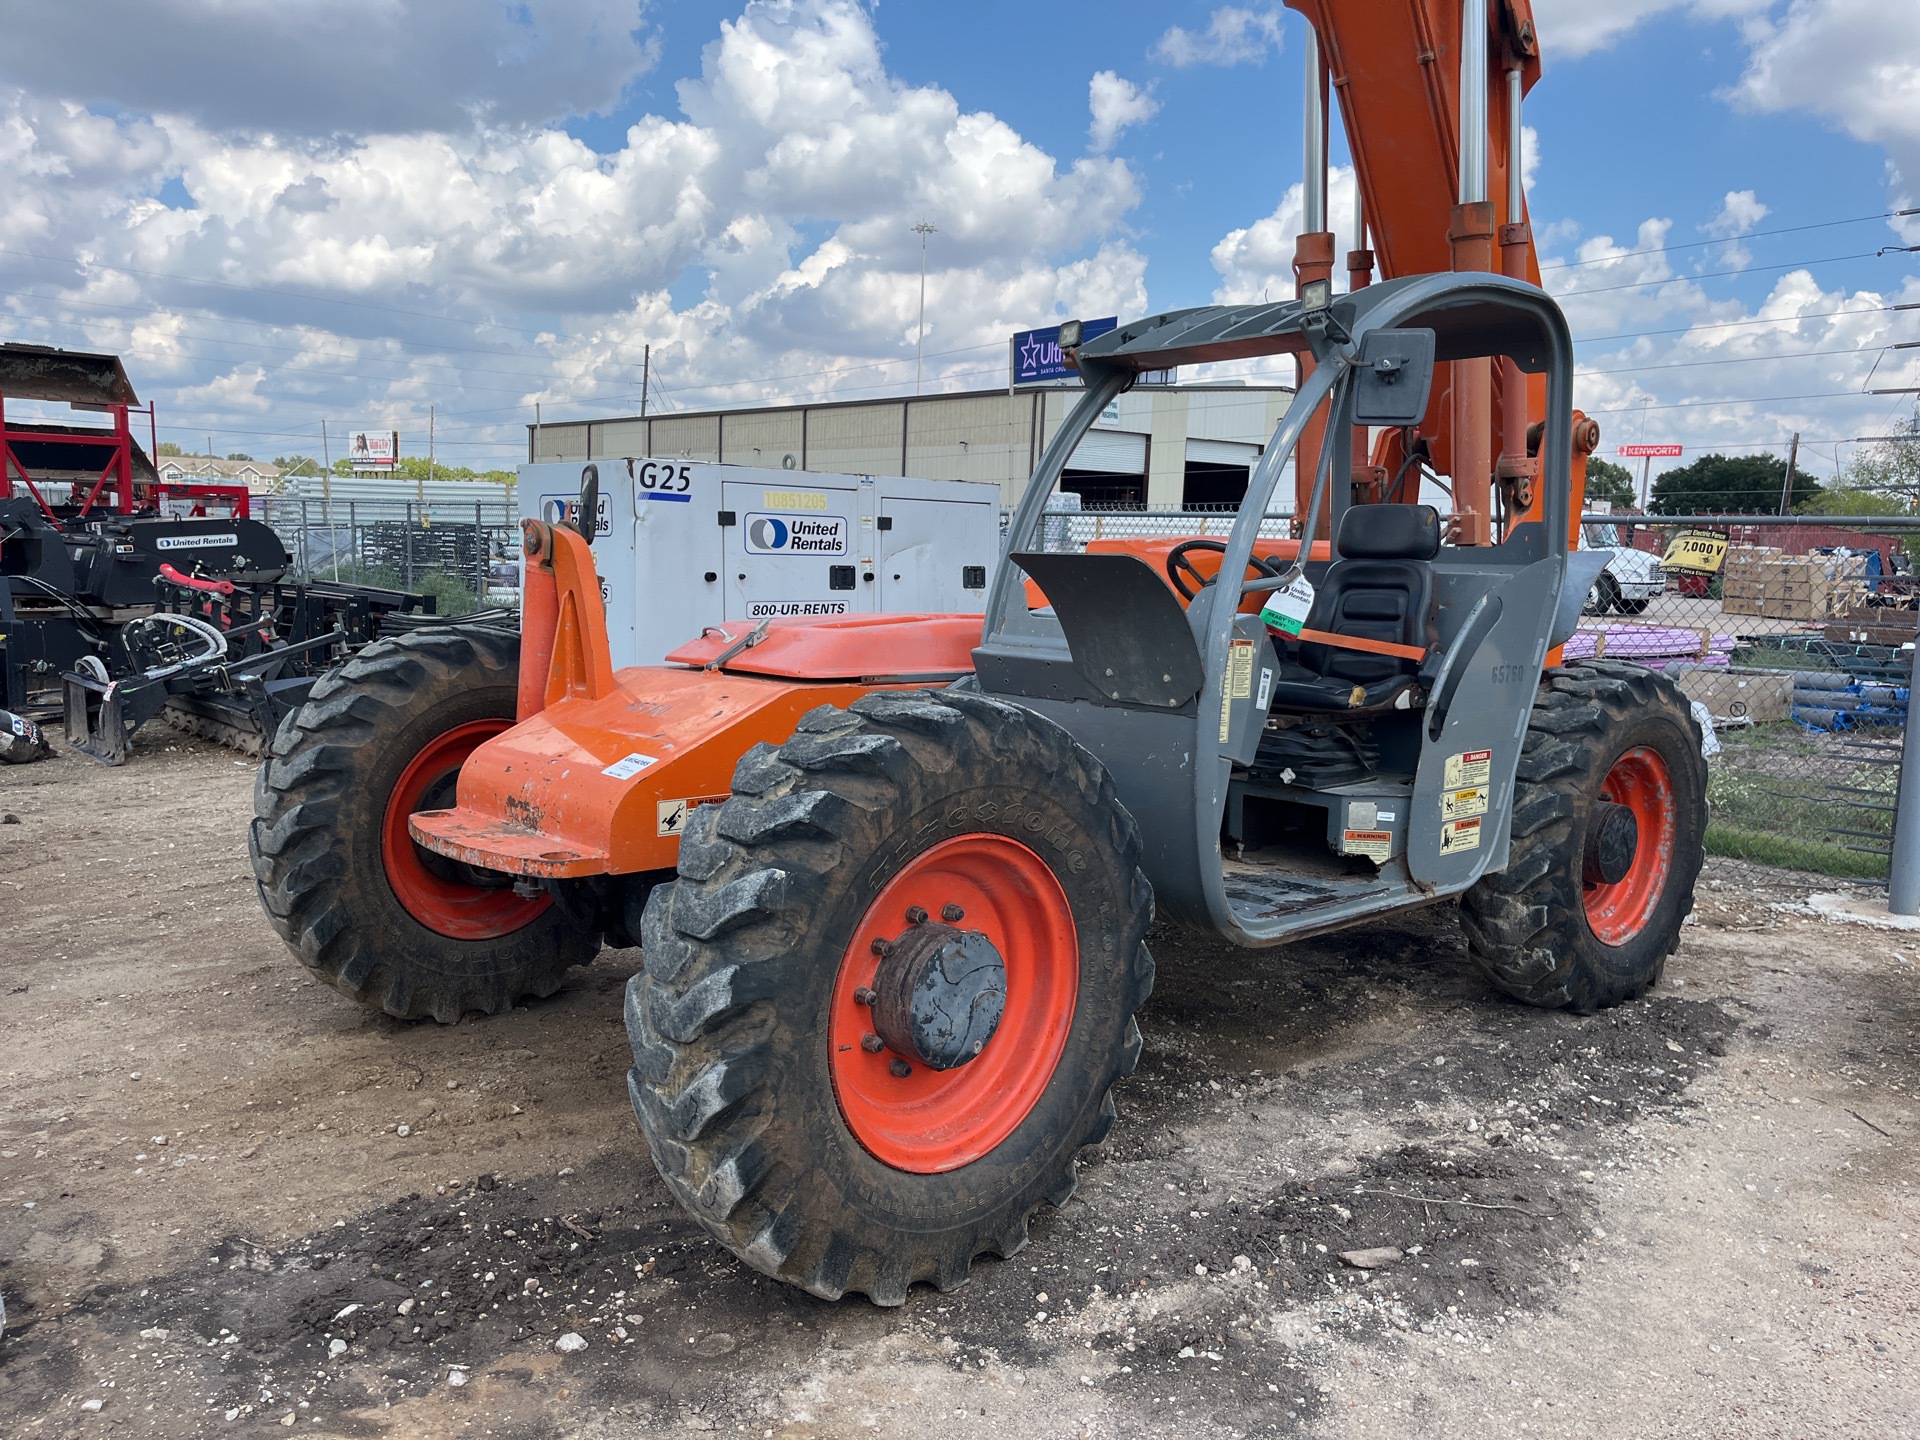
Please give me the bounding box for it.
[1583,572,1621,616]
[249,625,601,1021]
[625,690,1154,1304]
[1459,660,1707,1012]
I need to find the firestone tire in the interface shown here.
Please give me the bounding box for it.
[625,690,1155,1305]
[249,624,601,1022]
[1459,659,1707,1013]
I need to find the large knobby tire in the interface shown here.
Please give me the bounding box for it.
[625,689,1154,1305]
[1460,659,1707,1012]
[250,625,600,1021]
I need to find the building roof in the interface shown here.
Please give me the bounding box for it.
[157,456,285,485]
[0,342,139,407]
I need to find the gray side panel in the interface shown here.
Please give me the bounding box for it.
[1408,556,1565,889]
[1551,550,1610,647]
[1002,695,1215,927]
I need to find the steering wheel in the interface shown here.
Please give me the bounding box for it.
[1165,539,1288,602]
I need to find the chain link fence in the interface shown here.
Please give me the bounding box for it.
[1574,512,1916,885]
[1031,504,1918,888]
[252,496,521,614]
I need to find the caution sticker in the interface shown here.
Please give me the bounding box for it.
[657,794,730,837]
[1440,816,1484,855]
[1342,829,1393,862]
[1443,786,1488,821]
[1444,749,1492,790]
[601,752,658,781]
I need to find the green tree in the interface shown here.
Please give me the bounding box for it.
[225,451,254,462]
[1649,452,1823,515]
[1584,457,1637,508]
[273,455,322,477]
[1832,417,1920,502]
[156,441,183,456]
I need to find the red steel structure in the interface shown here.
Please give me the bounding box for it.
[0,342,249,522]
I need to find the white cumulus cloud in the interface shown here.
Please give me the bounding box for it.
[1151,7,1284,68]
[1088,71,1159,153]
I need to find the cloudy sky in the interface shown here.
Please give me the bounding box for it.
[1,0,1917,480]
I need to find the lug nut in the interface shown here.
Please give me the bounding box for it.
[905,905,928,925]
[853,986,877,1006]
[889,1058,913,1079]
[870,938,892,958]
[941,903,964,923]
[861,1033,885,1053]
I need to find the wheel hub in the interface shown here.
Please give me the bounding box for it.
[1584,800,1639,887]
[867,912,1007,1072]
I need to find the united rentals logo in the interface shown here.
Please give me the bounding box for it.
[743,512,847,556]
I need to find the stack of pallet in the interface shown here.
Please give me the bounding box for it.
[1720,547,1868,621]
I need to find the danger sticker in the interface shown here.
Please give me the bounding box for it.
[1440,816,1484,854]
[1444,749,1493,789]
[1443,786,1488,821]
[657,794,729,837]
[1343,829,1393,862]
[601,752,658,780]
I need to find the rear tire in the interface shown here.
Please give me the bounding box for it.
[625,690,1154,1304]
[1459,660,1706,1012]
[249,625,601,1022]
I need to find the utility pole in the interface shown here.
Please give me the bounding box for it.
[1778,431,1800,515]
[641,343,650,420]
[913,221,937,394]
[321,420,338,581]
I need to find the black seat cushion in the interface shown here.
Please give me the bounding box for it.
[1268,504,1438,714]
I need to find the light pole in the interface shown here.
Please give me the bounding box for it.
[913,220,937,394]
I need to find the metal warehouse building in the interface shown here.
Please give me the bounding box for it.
[526,382,1296,510]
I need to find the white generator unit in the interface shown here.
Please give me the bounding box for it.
[516,459,1002,669]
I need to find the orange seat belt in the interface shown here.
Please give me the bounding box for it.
[1292,626,1430,665]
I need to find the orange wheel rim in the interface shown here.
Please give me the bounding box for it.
[381,719,552,940]
[830,833,1079,1174]
[1583,746,1675,947]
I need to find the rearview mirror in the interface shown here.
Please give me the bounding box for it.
[1351,328,1436,427]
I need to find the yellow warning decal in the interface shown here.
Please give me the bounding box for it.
[1228,639,1255,699]
[1440,816,1483,855]
[1443,786,1488,821]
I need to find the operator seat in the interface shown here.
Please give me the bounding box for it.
[1266,502,1439,714]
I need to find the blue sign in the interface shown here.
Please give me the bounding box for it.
[1011,317,1118,386]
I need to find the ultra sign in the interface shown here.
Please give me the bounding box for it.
[1011,318,1118,386]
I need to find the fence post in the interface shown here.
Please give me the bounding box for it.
[405,501,415,591]
[475,502,485,601]
[349,501,358,581]
[300,499,309,578]
[1888,607,1920,914]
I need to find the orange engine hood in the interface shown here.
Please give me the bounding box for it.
[409,609,981,880]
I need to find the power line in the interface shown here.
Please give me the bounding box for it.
[1537,210,1911,271]
[1552,250,1889,298]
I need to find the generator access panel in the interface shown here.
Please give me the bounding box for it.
[517,460,1002,669]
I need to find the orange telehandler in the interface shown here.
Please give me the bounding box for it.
[252,0,1707,1304]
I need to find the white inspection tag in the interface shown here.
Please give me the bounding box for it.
[1259,576,1315,638]
[601,752,658,780]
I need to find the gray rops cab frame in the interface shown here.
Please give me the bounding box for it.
[974,271,1612,945]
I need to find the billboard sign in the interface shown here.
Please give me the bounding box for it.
[348,429,400,471]
[1616,444,1684,459]
[1011,318,1118,387]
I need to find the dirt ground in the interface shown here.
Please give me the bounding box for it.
[2,731,1915,1439]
